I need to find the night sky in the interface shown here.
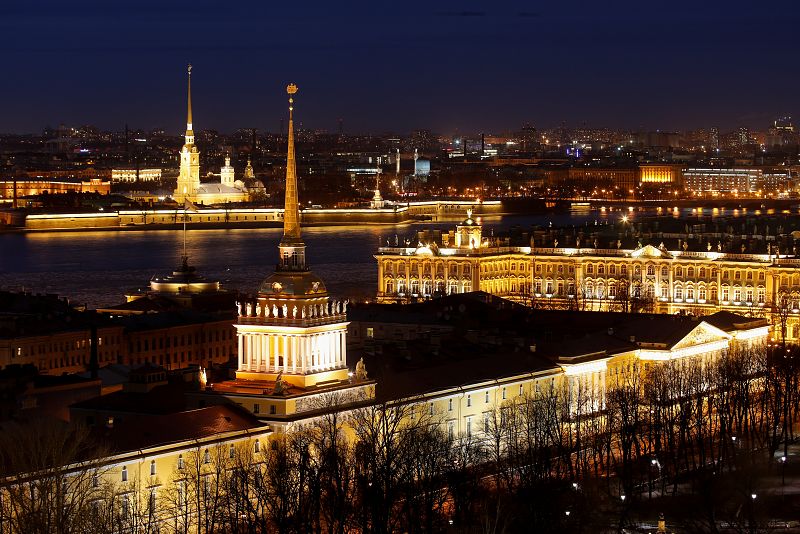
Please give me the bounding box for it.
[2,0,798,135]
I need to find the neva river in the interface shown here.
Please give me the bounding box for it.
[1,206,750,308]
[0,213,606,308]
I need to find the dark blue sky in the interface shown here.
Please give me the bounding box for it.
[2,0,798,135]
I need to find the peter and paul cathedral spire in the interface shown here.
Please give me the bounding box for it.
[175,64,201,202]
[185,64,194,145]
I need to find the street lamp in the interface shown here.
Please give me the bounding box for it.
[781,456,787,487]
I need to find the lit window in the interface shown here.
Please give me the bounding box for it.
[366,327,374,339]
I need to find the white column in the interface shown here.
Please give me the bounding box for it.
[237,333,244,370]
[283,336,289,372]
[327,332,333,369]
[260,334,267,371]
[334,331,341,368]
[303,336,310,373]
[291,336,297,372]
[256,334,262,371]
[271,335,278,372]
[340,330,346,368]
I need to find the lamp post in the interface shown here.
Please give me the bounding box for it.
[781,456,787,488]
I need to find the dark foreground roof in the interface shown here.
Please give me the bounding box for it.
[94,404,264,453]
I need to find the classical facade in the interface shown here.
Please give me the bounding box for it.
[376,214,800,340]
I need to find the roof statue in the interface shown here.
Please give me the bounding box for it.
[355,357,368,382]
[272,370,288,395]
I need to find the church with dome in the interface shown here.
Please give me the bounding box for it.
[173,65,252,205]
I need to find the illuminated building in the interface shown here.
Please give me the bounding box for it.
[173,65,250,205]
[639,164,683,186]
[682,167,789,194]
[683,168,756,193]
[376,213,800,340]
[203,84,375,430]
[111,168,162,183]
[0,178,110,202]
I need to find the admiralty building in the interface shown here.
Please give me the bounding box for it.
[376,210,800,340]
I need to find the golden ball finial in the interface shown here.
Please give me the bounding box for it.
[287,83,298,95]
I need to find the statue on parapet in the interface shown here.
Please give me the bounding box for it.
[355,357,368,382]
[272,370,288,395]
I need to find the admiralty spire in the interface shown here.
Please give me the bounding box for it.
[232,84,351,390]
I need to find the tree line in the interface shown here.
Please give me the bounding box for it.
[1,342,799,533]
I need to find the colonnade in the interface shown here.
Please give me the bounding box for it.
[237,329,347,374]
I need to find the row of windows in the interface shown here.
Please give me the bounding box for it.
[119,441,262,483]
[384,263,472,276]
[130,328,233,352]
[385,279,472,296]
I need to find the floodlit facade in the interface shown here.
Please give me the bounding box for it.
[376,215,800,340]
[111,168,162,183]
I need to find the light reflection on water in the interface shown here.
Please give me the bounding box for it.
[0,208,758,308]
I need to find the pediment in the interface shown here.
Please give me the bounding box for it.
[631,244,672,259]
[671,322,730,351]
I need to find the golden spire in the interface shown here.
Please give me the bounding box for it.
[185,64,194,142]
[281,83,301,243]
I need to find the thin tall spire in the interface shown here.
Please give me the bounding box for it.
[282,83,301,243]
[185,64,194,142]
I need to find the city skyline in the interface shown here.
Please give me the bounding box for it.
[3,0,798,134]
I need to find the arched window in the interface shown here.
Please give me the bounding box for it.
[661,266,668,277]
[204,449,211,464]
[121,466,128,483]
[254,440,261,454]
[688,267,695,278]
[178,455,184,470]
[150,460,156,476]
[647,265,654,276]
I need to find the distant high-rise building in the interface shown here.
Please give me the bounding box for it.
[774,116,794,132]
